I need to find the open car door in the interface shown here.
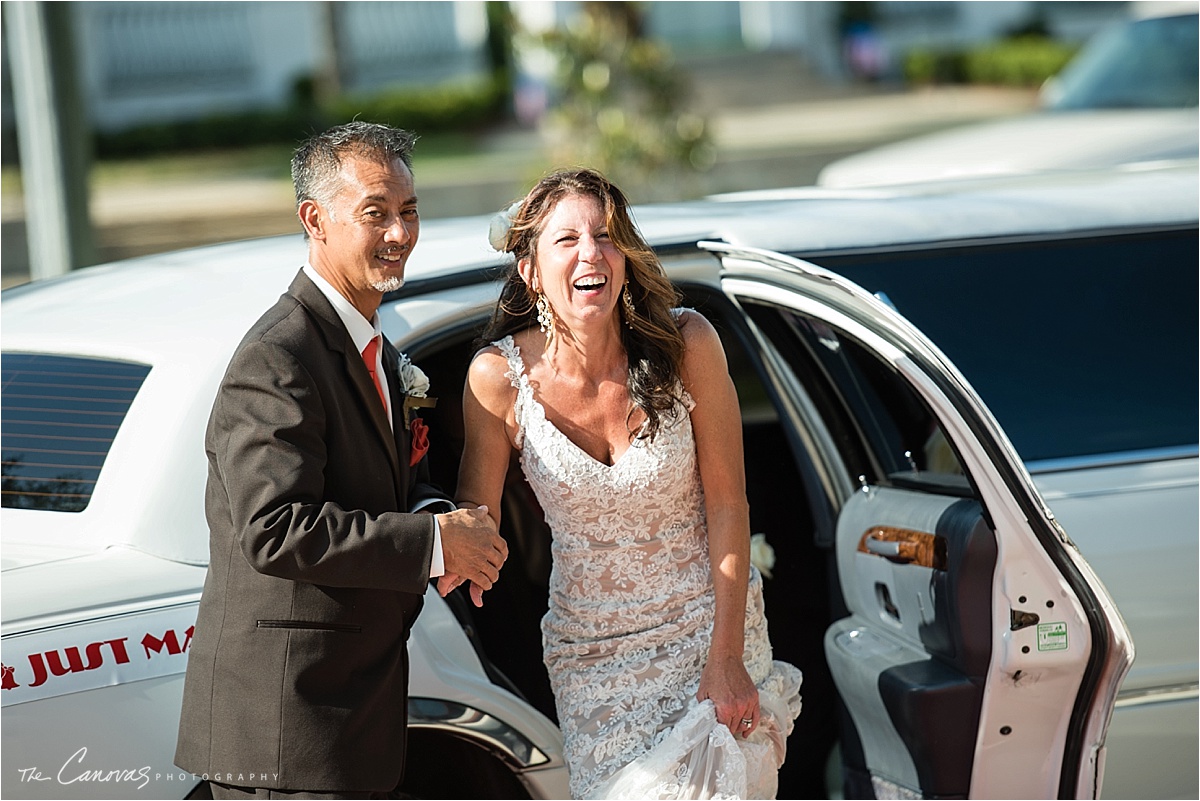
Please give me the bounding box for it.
[704,242,1133,799]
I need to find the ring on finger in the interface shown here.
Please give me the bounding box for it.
[741,717,753,727]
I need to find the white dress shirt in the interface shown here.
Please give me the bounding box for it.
[302,264,445,577]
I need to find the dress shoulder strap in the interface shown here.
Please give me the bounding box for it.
[670,306,697,323]
[492,335,525,390]
[491,335,529,448]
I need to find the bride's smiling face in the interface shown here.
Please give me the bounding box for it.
[520,193,627,333]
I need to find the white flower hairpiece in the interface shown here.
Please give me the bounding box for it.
[488,201,523,252]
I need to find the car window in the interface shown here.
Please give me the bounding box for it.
[809,228,1199,463]
[741,300,972,497]
[1047,13,1199,109]
[1,353,151,512]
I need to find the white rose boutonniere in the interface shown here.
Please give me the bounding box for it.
[398,353,430,398]
[397,353,437,431]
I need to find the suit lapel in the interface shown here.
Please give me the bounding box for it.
[288,271,402,480]
[382,339,412,483]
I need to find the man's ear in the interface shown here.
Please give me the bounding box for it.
[298,199,326,241]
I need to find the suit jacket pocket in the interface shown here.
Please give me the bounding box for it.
[256,619,363,634]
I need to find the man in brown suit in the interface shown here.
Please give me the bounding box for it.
[175,122,507,799]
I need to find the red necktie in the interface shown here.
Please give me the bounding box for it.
[361,336,387,411]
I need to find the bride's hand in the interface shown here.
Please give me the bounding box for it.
[697,652,760,737]
[436,573,462,597]
[436,573,486,607]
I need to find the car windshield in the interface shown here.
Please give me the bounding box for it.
[1046,13,1199,109]
[812,228,1199,465]
[1,353,151,512]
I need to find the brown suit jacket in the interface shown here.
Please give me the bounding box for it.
[175,270,449,792]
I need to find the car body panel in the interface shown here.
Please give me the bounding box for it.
[1032,456,1199,800]
[1033,458,1199,695]
[3,674,192,800]
[1,546,203,637]
[1101,696,1200,799]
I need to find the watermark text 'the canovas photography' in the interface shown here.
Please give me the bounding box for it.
[16,747,280,793]
[14,745,217,792]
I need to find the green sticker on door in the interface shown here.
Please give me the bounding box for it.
[1037,621,1069,651]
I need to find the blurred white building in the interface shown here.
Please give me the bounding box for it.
[2,1,1129,138]
[64,1,493,133]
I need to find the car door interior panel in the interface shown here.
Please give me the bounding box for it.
[828,486,996,798]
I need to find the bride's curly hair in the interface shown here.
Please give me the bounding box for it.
[482,168,687,441]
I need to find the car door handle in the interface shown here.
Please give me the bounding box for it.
[858,526,947,570]
[865,536,904,558]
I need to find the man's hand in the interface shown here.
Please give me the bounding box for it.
[436,505,506,605]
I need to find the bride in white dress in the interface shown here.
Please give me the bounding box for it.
[444,169,802,799]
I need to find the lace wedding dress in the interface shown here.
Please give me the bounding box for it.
[495,331,803,800]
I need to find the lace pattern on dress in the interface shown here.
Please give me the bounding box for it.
[493,326,801,799]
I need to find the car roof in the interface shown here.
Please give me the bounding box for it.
[5,163,1196,365]
[702,162,1197,251]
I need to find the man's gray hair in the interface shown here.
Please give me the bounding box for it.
[291,121,418,212]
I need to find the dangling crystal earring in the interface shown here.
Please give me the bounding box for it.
[622,283,636,329]
[536,291,555,343]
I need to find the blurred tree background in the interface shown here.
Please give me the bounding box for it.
[533,2,713,199]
